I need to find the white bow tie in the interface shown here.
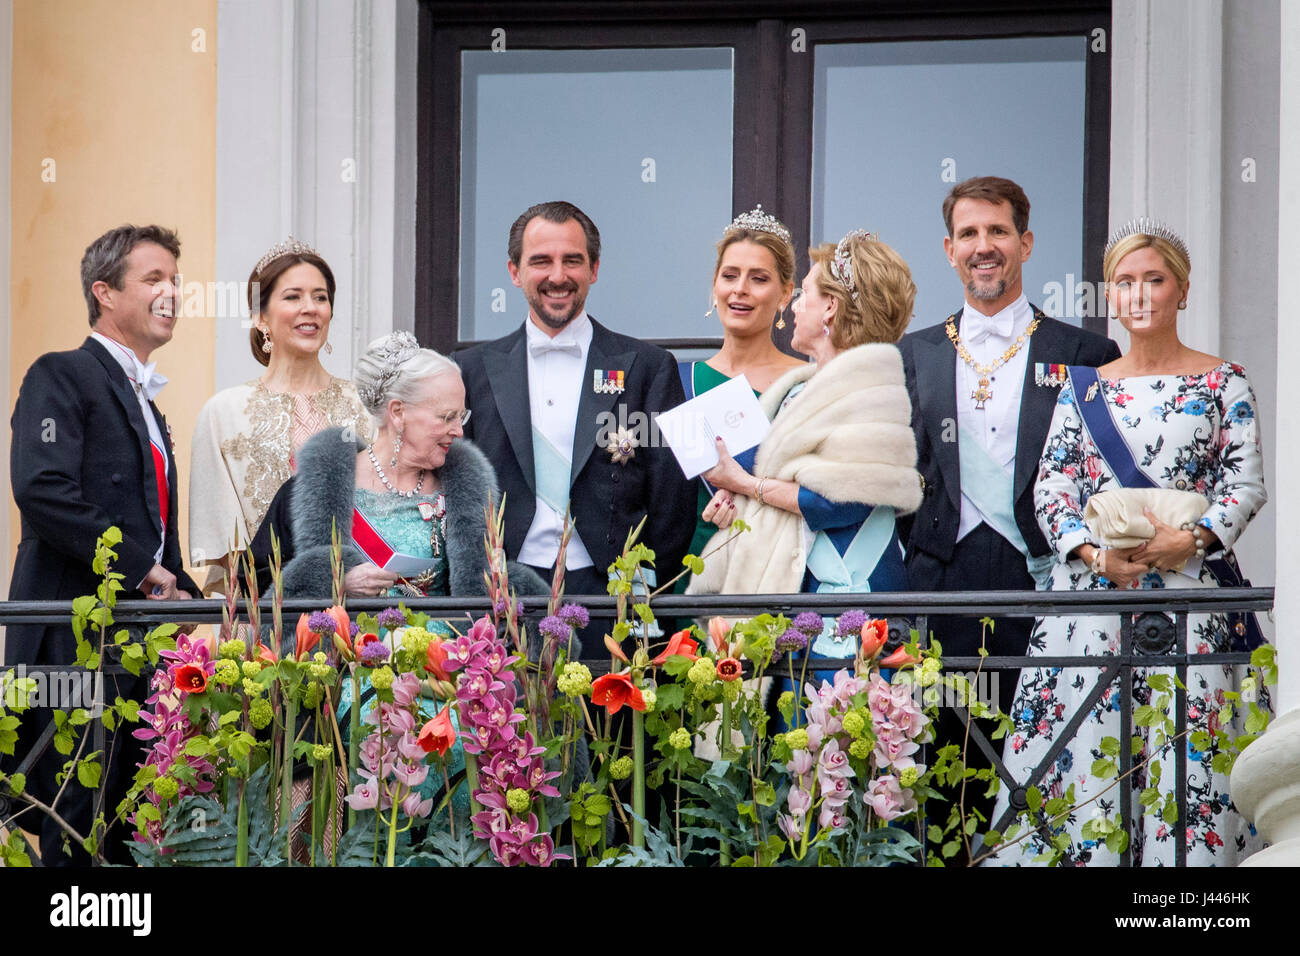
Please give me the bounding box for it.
[132,361,168,401]
[964,312,1015,346]
[529,338,582,358]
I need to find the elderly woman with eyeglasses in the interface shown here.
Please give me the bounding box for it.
[249,331,546,623]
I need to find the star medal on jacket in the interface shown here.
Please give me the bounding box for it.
[418,492,447,557]
[593,369,625,395]
[607,427,637,465]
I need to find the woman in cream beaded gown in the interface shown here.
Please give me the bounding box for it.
[189,239,371,594]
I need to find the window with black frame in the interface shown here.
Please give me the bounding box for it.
[417,2,1111,353]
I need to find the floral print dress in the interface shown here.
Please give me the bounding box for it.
[990,362,1268,866]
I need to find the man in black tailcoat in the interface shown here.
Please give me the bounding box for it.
[898,179,1119,843]
[5,225,199,864]
[455,201,694,643]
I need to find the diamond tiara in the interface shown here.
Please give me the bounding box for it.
[828,229,877,300]
[1104,217,1190,265]
[357,331,421,410]
[725,205,792,247]
[253,235,321,276]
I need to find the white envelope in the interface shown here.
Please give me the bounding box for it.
[382,552,441,578]
[656,374,770,479]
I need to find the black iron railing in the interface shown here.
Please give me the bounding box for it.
[0,587,1273,867]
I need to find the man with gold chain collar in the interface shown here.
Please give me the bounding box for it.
[898,177,1119,693]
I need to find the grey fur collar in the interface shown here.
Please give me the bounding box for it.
[280,428,547,600]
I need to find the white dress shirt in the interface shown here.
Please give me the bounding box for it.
[955,295,1033,542]
[91,331,168,561]
[518,314,595,569]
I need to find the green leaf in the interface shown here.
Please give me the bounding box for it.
[1146,673,1172,693]
[633,603,654,624]
[6,772,26,796]
[753,780,776,807]
[1133,704,1160,727]
[1026,786,1042,814]
[76,759,102,789]
[683,554,704,575]
[941,839,960,859]
[1099,736,1120,757]
[1091,758,1117,779]
[1105,828,1129,855]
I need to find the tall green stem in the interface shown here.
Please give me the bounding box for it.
[347,668,361,829]
[235,779,249,867]
[465,752,483,818]
[719,699,733,866]
[632,710,645,848]
[281,694,299,863]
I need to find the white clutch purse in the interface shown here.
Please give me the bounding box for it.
[1082,488,1207,548]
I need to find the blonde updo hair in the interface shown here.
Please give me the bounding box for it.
[713,226,796,291]
[808,235,916,347]
[1103,233,1191,291]
[353,331,460,430]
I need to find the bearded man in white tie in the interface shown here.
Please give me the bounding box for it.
[6,224,199,864]
[454,201,694,647]
[898,177,1119,696]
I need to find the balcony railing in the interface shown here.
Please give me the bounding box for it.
[0,587,1273,867]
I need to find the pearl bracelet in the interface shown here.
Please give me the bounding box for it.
[1179,521,1208,559]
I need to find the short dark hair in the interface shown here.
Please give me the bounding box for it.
[942,177,1031,236]
[247,251,337,367]
[507,201,600,266]
[81,224,182,325]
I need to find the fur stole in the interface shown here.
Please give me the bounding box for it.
[687,343,921,597]
[279,427,549,601]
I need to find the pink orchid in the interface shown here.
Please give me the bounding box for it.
[391,672,422,707]
[818,806,847,830]
[345,772,381,811]
[777,813,802,842]
[788,786,813,817]
[787,749,814,776]
[865,775,916,822]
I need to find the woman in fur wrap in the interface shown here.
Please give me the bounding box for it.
[687,232,922,669]
[248,332,547,654]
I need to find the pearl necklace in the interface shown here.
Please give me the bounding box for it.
[367,444,425,497]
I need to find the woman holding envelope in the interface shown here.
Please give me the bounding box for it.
[248,331,546,641]
[675,207,806,585]
[687,232,922,669]
[988,219,1268,866]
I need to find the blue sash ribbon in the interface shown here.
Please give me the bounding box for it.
[806,506,895,657]
[532,426,571,515]
[958,424,1055,588]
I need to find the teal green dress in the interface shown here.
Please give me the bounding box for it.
[342,489,467,816]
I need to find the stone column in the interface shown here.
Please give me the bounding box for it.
[1230,0,1300,866]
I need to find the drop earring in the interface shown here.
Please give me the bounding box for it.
[261,333,272,354]
[775,307,786,331]
[390,429,403,469]
[324,339,334,354]
[705,298,717,318]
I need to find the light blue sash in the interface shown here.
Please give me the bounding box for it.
[532,426,571,515]
[958,424,1054,588]
[806,505,896,657]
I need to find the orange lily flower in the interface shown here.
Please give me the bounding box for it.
[879,646,920,668]
[417,707,456,757]
[590,672,646,714]
[426,637,451,681]
[860,619,889,659]
[651,628,700,666]
[295,613,320,661]
[707,617,731,656]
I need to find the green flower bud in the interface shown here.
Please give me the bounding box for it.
[402,627,433,655]
[849,738,873,761]
[311,743,332,763]
[219,639,247,660]
[250,698,273,730]
[214,660,240,686]
[303,681,323,709]
[241,678,262,698]
[687,658,716,685]
[241,660,262,679]
[722,679,741,703]
[371,666,395,691]
[785,728,809,752]
[312,651,328,664]
[153,775,179,801]
[556,662,593,697]
[308,662,333,680]
[609,756,634,780]
[842,710,866,738]
[899,766,919,788]
[668,727,692,750]
[641,687,657,712]
[506,787,531,813]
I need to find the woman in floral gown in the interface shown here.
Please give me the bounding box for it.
[989,220,1268,866]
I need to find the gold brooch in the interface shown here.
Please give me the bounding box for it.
[607,427,637,465]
